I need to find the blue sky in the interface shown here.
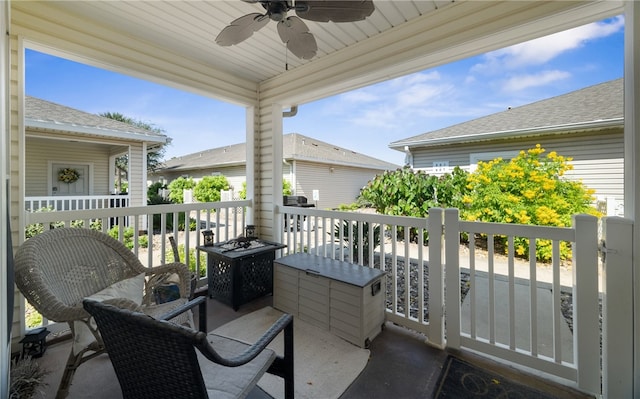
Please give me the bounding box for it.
[26,15,624,166]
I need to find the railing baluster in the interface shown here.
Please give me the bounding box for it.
[552,239,562,363]
[488,234,495,345]
[529,237,538,356]
[508,235,516,350]
[469,234,476,339]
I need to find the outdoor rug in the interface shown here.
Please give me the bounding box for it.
[432,355,558,398]
[213,306,370,399]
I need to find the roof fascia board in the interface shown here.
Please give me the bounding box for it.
[290,155,396,170]
[12,4,259,107]
[390,118,623,149]
[26,119,168,144]
[260,0,622,106]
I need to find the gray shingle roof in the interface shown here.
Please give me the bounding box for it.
[25,96,168,143]
[160,133,399,172]
[389,78,623,149]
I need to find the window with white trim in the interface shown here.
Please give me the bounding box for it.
[432,161,449,174]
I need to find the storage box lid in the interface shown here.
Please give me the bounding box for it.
[275,253,386,287]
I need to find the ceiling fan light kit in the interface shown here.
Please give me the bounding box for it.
[216,0,375,60]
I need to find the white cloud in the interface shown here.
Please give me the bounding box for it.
[501,70,572,92]
[337,71,456,129]
[340,90,380,103]
[472,16,624,73]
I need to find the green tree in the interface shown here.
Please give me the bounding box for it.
[193,175,230,202]
[100,112,171,192]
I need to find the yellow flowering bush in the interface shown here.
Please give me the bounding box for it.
[462,144,601,261]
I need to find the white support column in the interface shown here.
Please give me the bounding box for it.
[624,1,640,397]
[427,207,444,348]
[572,214,600,395]
[623,2,640,396]
[272,104,284,241]
[245,106,255,224]
[1,1,10,394]
[601,216,634,398]
[444,208,461,349]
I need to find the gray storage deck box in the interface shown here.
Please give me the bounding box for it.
[274,253,386,348]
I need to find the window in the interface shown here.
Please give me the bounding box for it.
[433,161,449,174]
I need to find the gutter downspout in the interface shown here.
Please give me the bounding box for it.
[283,106,298,118]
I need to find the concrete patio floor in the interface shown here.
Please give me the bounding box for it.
[31,292,595,399]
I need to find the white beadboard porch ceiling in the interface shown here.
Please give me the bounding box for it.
[41,0,453,82]
[12,1,623,106]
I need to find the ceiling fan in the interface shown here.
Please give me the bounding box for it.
[216,1,375,60]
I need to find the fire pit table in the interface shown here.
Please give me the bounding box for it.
[197,238,286,310]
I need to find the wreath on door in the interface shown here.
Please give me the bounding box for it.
[58,168,80,184]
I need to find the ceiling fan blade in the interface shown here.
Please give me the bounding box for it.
[295,0,375,22]
[216,13,269,46]
[277,16,318,60]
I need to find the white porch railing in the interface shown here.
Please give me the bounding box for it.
[25,195,130,212]
[278,205,605,396]
[444,209,601,395]
[20,202,613,396]
[275,205,443,344]
[22,199,250,336]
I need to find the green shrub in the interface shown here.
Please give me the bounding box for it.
[435,166,470,209]
[193,175,230,203]
[360,167,438,217]
[166,243,207,277]
[148,181,168,204]
[239,179,293,199]
[333,221,381,266]
[462,144,601,261]
[108,226,148,249]
[167,177,196,203]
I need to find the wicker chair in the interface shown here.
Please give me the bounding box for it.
[14,227,205,399]
[83,299,294,399]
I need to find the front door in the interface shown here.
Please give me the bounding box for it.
[51,163,89,196]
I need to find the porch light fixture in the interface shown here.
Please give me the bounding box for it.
[202,230,215,247]
[245,225,256,238]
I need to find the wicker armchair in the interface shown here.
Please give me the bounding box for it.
[83,299,294,399]
[14,227,205,399]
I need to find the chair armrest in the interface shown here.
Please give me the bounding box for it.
[196,314,293,368]
[159,296,207,332]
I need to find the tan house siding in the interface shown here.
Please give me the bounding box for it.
[10,33,22,348]
[411,129,624,207]
[128,142,144,207]
[160,165,247,196]
[294,162,380,210]
[257,104,276,240]
[25,138,110,197]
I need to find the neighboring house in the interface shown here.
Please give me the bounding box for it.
[154,133,399,210]
[389,78,624,215]
[25,96,169,210]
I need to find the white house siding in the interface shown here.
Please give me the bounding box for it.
[25,137,111,197]
[293,161,383,210]
[128,142,144,208]
[9,33,22,348]
[256,104,277,240]
[159,165,247,197]
[411,129,624,210]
